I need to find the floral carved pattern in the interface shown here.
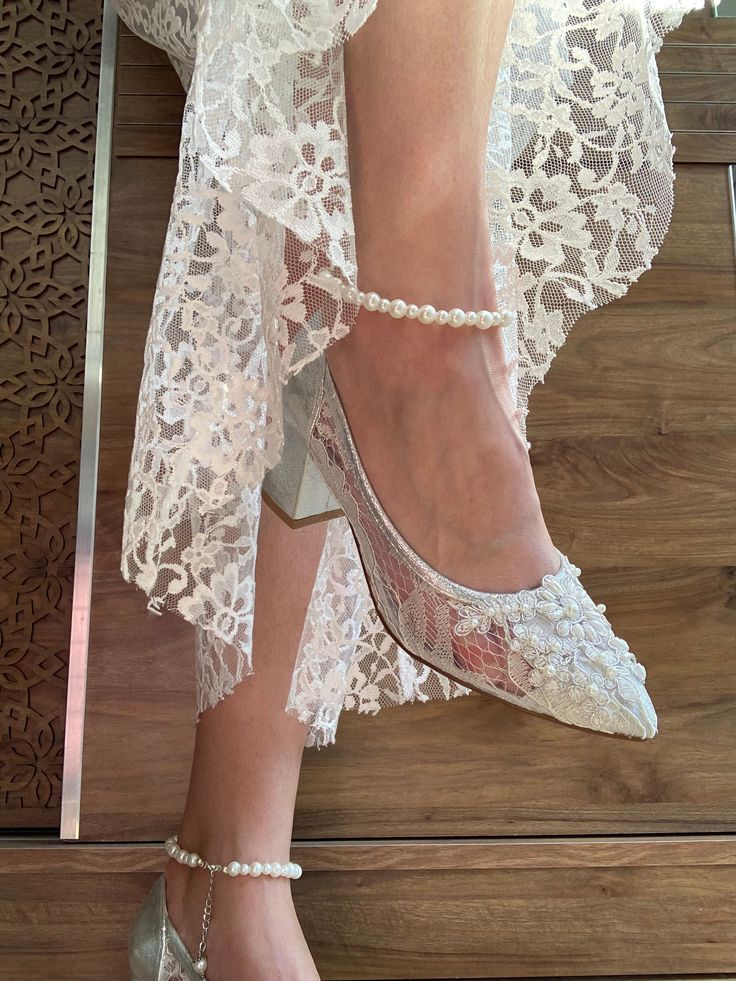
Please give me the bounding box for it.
[0,0,101,822]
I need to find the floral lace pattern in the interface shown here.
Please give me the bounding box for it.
[112,0,706,746]
[288,518,469,748]
[449,557,656,737]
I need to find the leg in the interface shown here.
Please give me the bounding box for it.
[164,499,325,980]
[328,0,558,592]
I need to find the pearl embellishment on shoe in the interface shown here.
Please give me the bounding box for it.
[316,269,514,329]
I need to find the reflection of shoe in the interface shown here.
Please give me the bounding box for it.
[308,362,657,739]
[128,840,303,980]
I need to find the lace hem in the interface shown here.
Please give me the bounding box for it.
[113,0,708,746]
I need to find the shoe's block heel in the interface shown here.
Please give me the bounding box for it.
[262,355,342,521]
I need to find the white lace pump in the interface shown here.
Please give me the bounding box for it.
[293,358,658,741]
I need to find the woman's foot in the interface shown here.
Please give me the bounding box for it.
[326,285,560,595]
[164,858,319,981]
[338,0,551,595]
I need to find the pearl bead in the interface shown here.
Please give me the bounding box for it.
[271,863,282,876]
[284,862,294,877]
[356,291,365,304]
[262,863,273,876]
[418,304,437,324]
[249,862,263,877]
[378,297,390,313]
[363,292,380,311]
[435,310,449,325]
[597,603,606,613]
[293,865,302,879]
[478,310,494,329]
[165,839,178,857]
[491,311,502,327]
[465,311,478,326]
[448,307,466,328]
[187,852,200,867]
[177,849,189,864]
[388,299,407,319]
[406,303,419,319]
[240,863,250,875]
[226,861,241,876]
[501,309,513,325]
[345,288,359,304]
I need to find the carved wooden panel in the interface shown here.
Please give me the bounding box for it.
[0,0,102,825]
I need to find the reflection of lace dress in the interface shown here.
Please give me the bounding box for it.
[113,0,707,747]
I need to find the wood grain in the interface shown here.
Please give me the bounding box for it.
[68,8,736,980]
[668,11,736,44]
[666,102,736,131]
[115,93,185,126]
[661,74,736,103]
[117,34,170,66]
[116,65,184,95]
[673,133,736,163]
[2,840,735,980]
[81,562,736,840]
[659,45,736,75]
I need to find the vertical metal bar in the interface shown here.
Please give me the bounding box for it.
[728,164,736,264]
[60,0,118,840]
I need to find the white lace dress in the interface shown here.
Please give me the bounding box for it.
[113,0,708,747]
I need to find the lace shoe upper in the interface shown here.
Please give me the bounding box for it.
[310,366,658,740]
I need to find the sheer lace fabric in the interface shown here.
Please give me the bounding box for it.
[113,0,707,747]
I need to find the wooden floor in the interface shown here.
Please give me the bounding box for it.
[3,839,736,981]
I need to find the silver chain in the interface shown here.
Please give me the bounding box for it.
[198,864,219,962]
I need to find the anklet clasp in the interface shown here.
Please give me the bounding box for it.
[316,269,514,329]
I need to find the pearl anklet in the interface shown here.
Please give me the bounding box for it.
[165,835,302,879]
[317,269,514,329]
[164,835,303,978]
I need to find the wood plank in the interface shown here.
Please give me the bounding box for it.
[116,93,185,126]
[116,64,183,95]
[662,73,736,102]
[667,13,736,44]
[528,275,736,439]
[7,836,736,872]
[673,130,736,160]
[80,564,736,840]
[658,44,736,74]
[2,840,735,980]
[666,101,736,129]
[533,434,735,565]
[117,34,170,66]
[113,124,180,157]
